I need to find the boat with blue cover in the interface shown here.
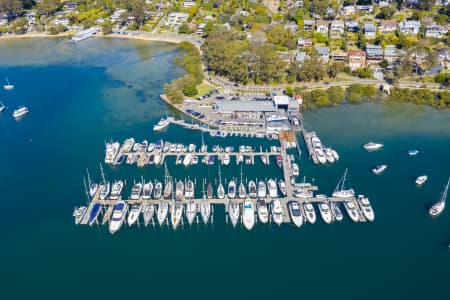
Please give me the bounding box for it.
[88,203,102,226]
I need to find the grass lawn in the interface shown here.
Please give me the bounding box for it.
[195,82,214,96]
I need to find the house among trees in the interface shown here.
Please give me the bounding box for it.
[399,20,421,35]
[366,44,384,63]
[297,37,312,47]
[364,22,377,39]
[384,45,402,64]
[346,20,359,32]
[303,20,314,31]
[331,50,348,62]
[314,46,330,63]
[330,20,345,38]
[316,21,329,34]
[341,6,356,16]
[378,20,397,33]
[425,24,448,38]
[348,50,366,69]
[166,12,189,29]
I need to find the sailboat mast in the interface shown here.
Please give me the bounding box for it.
[86,168,92,186]
[99,163,106,183]
[83,177,90,203]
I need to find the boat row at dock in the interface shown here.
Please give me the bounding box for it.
[105,138,288,167]
[74,193,374,234]
[303,131,339,165]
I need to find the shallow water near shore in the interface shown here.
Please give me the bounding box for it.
[0,39,449,299]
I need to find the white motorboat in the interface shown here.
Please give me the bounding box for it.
[267,179,278,198]
[73,206,87,225]
[191,156,199,165]
[217,182,225,199]
[415,175,428,186]
[130,182,143,200]
[228,201,240,227]
[3,77,13,90]
[142,181,153,200]
[157,202,169,226]
[223,154,230,165]
[363,142,384,151]
[162,142,170,153]
[408,149,419,156]
[154,153,162,165]
[227,180,236,198]
[109,180,124,200]
[260,155,268,165]
[288,201,303,228]
[242,199,255,230]
[200,197,211,224]
[293,189,313,198]
[153,181,162,199]
[303,202,316,224]
[104,142,120,164]
[248,181,257,198]
[127,204,142,226]
[99,182,111,200]
[324,148,335,163]
[175,156,183,165]
[185,201,197,225]
[122,138,135,152]
[188,143,196,152]
[271,200,283,225]
[257,199,269,224]
[343,200,360,222]
[278,180,287,196]
[183,154,192,166]
[142,204,155,226]
[331,149,339,161]
[357,195,375,222]
[292,163,299,176]
[257,181,267,198]
[153,117,170,131]
[315,148,327,164]
[171,202,183,230]
[372,164,387,175]
[318,202,332,224]
[266,114,287,122]
[89,183,99,197]
[0,100,6,112]
[332,169,355,198]
[109,201,128,234]
[428,178,449,217]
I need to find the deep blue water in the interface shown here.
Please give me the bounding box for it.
[0,39,449,300]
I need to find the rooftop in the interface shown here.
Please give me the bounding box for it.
[213,100,277,113]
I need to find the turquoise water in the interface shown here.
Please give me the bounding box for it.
[0,39,450,299]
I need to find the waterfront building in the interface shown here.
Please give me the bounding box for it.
[166,12,189,29]
[348,50,366,70]
[366,44,383,63]
[384,45,402,64]
[331,51,348,62]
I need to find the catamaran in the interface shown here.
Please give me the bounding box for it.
[248,180,257,198]
[127,204,142,226]
[288,201,303,228]
[185,200,197,225]
[3,77,14,90]
[303,202,316,224]
[343,200,360,222]
[428,178,449,217]
[357,195,375,222]
[157,202,169,226]
[109,201,128,234]
[257,199,269,223]
[171,202,183,230]
[142,204,154,226]
[257,181,267,198]
[271,200,283,225]
[332,168,355,198]
[242,199,255,230]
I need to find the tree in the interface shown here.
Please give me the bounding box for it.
[101,20,113,35]
[267,24,289,46]
[327,86,345,105]
[178,22,191,34]
[124,0,147,28]
[0,0,22,15]
[377,6,396,19]
[380,59,389,68]
[328,61,345,78]
[183,84,198,97]
[311,89,330,107]
[37,0,59,16]
[310,0,329,19]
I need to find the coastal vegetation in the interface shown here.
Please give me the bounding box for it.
[164,41,203,104]
[296,85,450,109]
